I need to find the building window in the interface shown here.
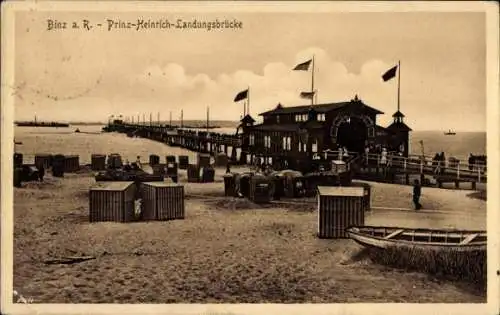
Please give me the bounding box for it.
[276,115,280,123]
[264,135,271,148]
[249,134,255,146]
[368,127,375,137]
[312,138,318,153]
[282,136,292,151]
[318,113,326,121]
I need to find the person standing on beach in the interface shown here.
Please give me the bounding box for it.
[38,165,45,182]
[135,156,142,169]
[413,179,422,210]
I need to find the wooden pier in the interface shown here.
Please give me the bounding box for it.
[104,122,487,189]
[350,152,487,189]
[105,122,245,163]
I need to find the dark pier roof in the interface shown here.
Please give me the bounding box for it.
[259,98,384,116]
[387,121,413,132]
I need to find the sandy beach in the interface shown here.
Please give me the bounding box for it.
[13,165,486,303]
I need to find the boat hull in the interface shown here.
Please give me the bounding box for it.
[347,227,486,253]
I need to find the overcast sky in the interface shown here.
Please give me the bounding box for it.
[13,10,486,131]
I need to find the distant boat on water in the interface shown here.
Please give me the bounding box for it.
[444,129,456,135]
[16,121,70,127]
[16,116,69,128]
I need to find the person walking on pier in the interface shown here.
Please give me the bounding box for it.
[364,145,370,166]
[343,147,349,161]
[468,153,474,171]
[413,179,422,210]
[337,146,343,161]
[380,148,388,166]
[440,152,446,175]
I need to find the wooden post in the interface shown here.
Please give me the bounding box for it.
[478,166,481,183]
[457,161,460,179]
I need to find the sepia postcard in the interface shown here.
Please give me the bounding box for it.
[1,1,499,315]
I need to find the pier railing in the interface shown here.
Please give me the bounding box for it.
[324,151,487,183]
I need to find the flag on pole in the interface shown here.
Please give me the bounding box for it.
[293,59,312,71]
[234,89,249,102]
[300,91,315,99]
[382,65,398,82]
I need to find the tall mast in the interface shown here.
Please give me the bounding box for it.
[206,106,210,132]
[311,55,315,106]
[247,86,250,116]
[397,60,401,112]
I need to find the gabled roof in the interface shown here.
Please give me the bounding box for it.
[387,121,412,132]
[392,110,405,118]
[240,114,256,124]
[259,98,384,116]
[259,102,346,116]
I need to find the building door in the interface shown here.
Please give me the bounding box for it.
[335,117,367,153]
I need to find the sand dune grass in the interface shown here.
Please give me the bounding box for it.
[13,171,486,303]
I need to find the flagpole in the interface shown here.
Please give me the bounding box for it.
[206,106,210,132]
[247,86,250,116]
[311,55,315,106]
[397,60,401,112]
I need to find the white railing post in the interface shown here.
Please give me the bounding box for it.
[478,166,481,183]
[403,158,407,171]
[457,161,460,179]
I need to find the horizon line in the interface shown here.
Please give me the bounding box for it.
[13,120,486,133]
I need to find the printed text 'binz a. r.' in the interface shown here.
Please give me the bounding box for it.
[46,18,244,32]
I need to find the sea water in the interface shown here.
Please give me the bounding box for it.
[14,125,486,164]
